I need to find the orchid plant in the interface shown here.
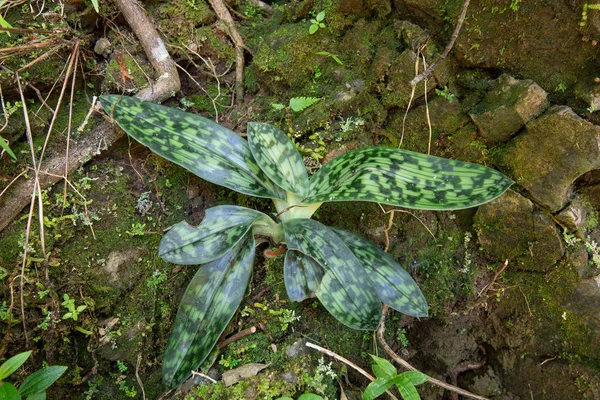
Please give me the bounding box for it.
[100,95,512,388]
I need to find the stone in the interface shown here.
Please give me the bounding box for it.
[281,371,297,383]
[555,196,590,233]
[474,190,564,271]
[285,339,308,358]
[498,106,600,212]
[469,74,548,145]
[381,50,434,108]
[222,363,269,387]
[94,38,112,58]
[564,274,600,334]
[101,248,146,290]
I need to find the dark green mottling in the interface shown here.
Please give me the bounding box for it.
[306,147,513,210]
[331,227,428,317]
[283,219,381,330]
[162,233,255,388]
[248,122,309,197]
[159,205,269,265]
[284,250,325,302]
[99,95,286,200]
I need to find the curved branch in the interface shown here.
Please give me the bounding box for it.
[377,305,489,400]
[0,0,180,233]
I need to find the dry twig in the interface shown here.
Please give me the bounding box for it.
[207,0,248,103]
[0,0,180,233]
[410,0,471,86]
[377,305,489,400]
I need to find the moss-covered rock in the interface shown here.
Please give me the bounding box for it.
[474,190,563,271]
[498,106,600,212]
[469,74,548,145]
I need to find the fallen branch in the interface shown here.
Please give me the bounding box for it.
[410,0,470,86]
[207,0,247,104]
[377,305,488,400]
[0,0,180,233]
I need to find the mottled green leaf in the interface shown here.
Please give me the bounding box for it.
[159,205,270,265]
[394,375,422,400]
[0,351,31,380]
[283,219,381,330]
[18,366,67,396]
[370,355,396,379]
[99,95,285,200]
[247,122,309,197]
[284,250,324,302]
[331,228,428,317]
[306,147,513,210]
[362,377,393,400]
[0,383,20,400]
[162,234,255,388]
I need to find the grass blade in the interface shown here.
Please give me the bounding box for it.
[306,147,512,210]
[99,95,285,200]
[162,233,255,388]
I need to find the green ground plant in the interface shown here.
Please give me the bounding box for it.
[363,355,428,400]
[0,351,67,399]
[99,95,512,388]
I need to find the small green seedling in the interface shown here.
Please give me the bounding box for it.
[61,294,87,321]
[0,135,16,160]
[271,96,321,113]
[0,351,67,400]
[315,51,343,65]
[309,11,326,34]
[100,95,512,388]
[363,355,428,400]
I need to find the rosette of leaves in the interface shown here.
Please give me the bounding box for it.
[99,95,512,388]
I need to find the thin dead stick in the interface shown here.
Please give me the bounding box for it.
[478,260,509,297]
[0,0,180,233]
[37,41,79,171]
[0,26,67,34]
[63,44,80,214]
[517,285,533,316]
[377,305,489,400]
[421,53,433,155]
[0,84,9,133]
[77,96,98,133]
[410,0,470,86]
[135,353,147,400]
[306,342,399,400]
[219,326,257,349]
[399,51,420,148]
[0,169,27,200]
[17,43,67,73]
[0,40,58,55]
[207,0,247,104]
[378,204,436,252]
[191,370,217,384]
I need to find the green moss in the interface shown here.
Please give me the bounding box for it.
[252,22,327,93]
[504,261,598,363]
[149,0,215,44]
